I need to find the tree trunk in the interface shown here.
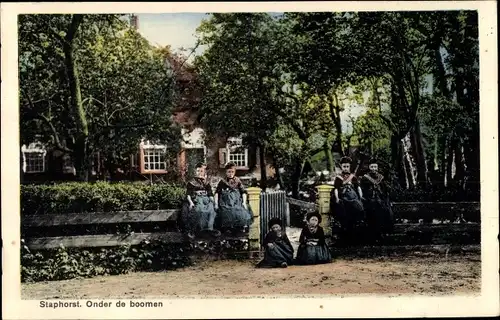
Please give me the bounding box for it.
[453,139,465,186]
[290,158,304,199]
[463,135,479,195]
[411,118,428,187]
[63,14,88,181]
[402,133,417,188]
[329,95,344,156]
[273,159,285,191]
[259,143,267,190]
[432,134,439,171]
[401,154,409,189]
[446,137,455,187]
[438,135,447,186]
[391,135,406,188]
[323,141,334,173]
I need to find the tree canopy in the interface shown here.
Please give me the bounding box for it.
[20,11,480,197]
[19,14,180,180]
[195,11,479,195]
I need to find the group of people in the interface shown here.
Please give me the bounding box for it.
[257,212,332,268]
[256,156,394,268]
[180,162,253,239]
[180,156,394,269]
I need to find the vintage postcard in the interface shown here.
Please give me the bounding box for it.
[1,1,498,319]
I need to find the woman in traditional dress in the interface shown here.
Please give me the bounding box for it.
[360,158,394,242]
[296,212,332,265]
[214,162,253,235]
[181,163,221,238]
[331,157,365,241]
[256,218,294,268]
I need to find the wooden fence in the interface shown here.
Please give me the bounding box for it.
[23,209,183,250]
[21,185,481,252]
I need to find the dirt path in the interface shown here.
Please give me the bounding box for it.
[22,254,480,299]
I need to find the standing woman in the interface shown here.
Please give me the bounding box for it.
[181,162,221,238]
[214,162,253,235]
[360,158,394,242]
[295,212,332,265]
[332,157,365,242]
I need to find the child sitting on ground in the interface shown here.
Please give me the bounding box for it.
[256,218,294,268]
[295,212,332,265]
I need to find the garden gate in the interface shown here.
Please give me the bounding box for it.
[259,190,289,243]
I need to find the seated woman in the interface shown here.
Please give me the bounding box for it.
[295,212,332,265]
[256,218,294,268]
[180,163,221,239]
[214,162,253,235]
[360,158,394,242]
[331,157,365,242]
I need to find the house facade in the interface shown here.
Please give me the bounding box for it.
[129,111,276,185]
[20,125,275,185]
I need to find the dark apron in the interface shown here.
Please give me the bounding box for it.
[181,190,216,233]
[296,241,332,265]
[217,188,253,228]
[365,186,394,234]
[257,237,294,268]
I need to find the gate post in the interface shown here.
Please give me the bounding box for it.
[247,187,262,251]
[316,185,334,237]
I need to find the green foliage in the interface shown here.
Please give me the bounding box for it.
[18,11,479,191]
[352,108,391,155]
[195,13,332,161]
[195,13,277,141]
[19,14,180,176]
[21,182,186,215]
[419,95,471,137]
[21,240,192,282]
[21,237,254,283]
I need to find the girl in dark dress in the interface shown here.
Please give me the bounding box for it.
[214,162,253,234]
[296,212,332,265]
[360,158,394,241]
[332,157,365,241]
[181,163,221,239]
[256,218,294,268]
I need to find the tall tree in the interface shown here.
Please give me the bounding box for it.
[195,13,331,195]
[19,14,180,181]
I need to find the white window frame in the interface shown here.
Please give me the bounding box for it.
[21,142,47,173]
[224,137,249,169]
[140,140,168,173]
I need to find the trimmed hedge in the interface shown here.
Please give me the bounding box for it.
[21,182,186,215]
[21,240,192,283]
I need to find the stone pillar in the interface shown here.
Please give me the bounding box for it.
[247,187,262,251]
[316,185,334,237]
